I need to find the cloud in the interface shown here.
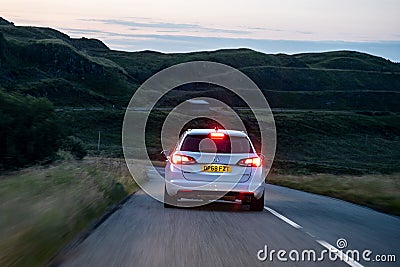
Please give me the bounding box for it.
[79,18,316,38]
[156,30,180,33]
[60,28,111,35]
[81,18,250,35]
[247,26,313,35]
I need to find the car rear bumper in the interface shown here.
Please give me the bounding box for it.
[174,190,261,203]
[165,179,265,199]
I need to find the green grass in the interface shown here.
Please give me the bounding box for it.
[57,109,124,157]
[56,109,400,174]
[0,157,144,267]
[271,111,400,174]
[268,173,400,215]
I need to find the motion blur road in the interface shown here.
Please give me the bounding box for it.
[60,167,399,267]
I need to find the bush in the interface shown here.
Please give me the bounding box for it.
[60,136,87,160]
[0,90,61,170]
[108,182,127,202]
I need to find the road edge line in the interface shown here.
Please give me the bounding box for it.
[264,206,364,267]
[317,240,365,267]
[264,206,302,229]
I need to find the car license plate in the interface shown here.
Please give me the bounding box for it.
[202,165,232,173]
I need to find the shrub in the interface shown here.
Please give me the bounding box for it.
[60,136,87,160]
[0,90,61,170]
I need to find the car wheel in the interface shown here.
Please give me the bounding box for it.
[250,191,264,211]
[164,186,178,208]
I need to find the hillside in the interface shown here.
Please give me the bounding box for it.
[0,18,135,106]
[1,17,400,110]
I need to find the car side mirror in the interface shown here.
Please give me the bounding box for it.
[161,150,170,160]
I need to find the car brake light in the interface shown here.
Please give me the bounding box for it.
[238,157,261,167]
[171,154,196,164]
[209,132,225,139]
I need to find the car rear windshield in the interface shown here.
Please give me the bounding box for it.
[180,134,253,153]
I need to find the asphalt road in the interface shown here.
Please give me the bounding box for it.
[60,167,399,267]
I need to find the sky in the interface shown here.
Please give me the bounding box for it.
[2,0,400,61]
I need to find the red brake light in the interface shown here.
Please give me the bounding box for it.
[210,132,225,139]
[171,154,196,164]
[238,157,261,167]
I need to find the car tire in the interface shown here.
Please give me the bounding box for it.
[250,191,264,211]
[164,186,178,208]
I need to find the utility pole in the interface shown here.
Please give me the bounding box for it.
[97,130,101,151]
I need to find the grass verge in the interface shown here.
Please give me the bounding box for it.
[268,173,400,216]
[0,157,145,267]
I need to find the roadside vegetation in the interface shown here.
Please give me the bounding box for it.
[0,89,89,171]
[0,156,143,267]
[0,90,61,170]
[268,173,400,216]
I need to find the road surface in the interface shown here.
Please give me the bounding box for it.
[60,167,399,267]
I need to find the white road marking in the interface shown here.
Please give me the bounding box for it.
[264,206,365,267]
[317,240,365,267]
[264,206,303,229]
[306,231,316,238]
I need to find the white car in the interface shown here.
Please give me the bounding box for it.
[163,129,266,211]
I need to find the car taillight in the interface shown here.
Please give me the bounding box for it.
[209,132,225,139]
[171,154,196,164]
[238,157,261,167]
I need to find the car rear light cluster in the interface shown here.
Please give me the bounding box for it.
[237,157,261,167]
[171,154,196,164]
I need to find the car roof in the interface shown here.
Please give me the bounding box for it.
[185,129,248,137]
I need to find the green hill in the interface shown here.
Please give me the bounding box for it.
[1,17,400,110]
[0,18,135,106]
